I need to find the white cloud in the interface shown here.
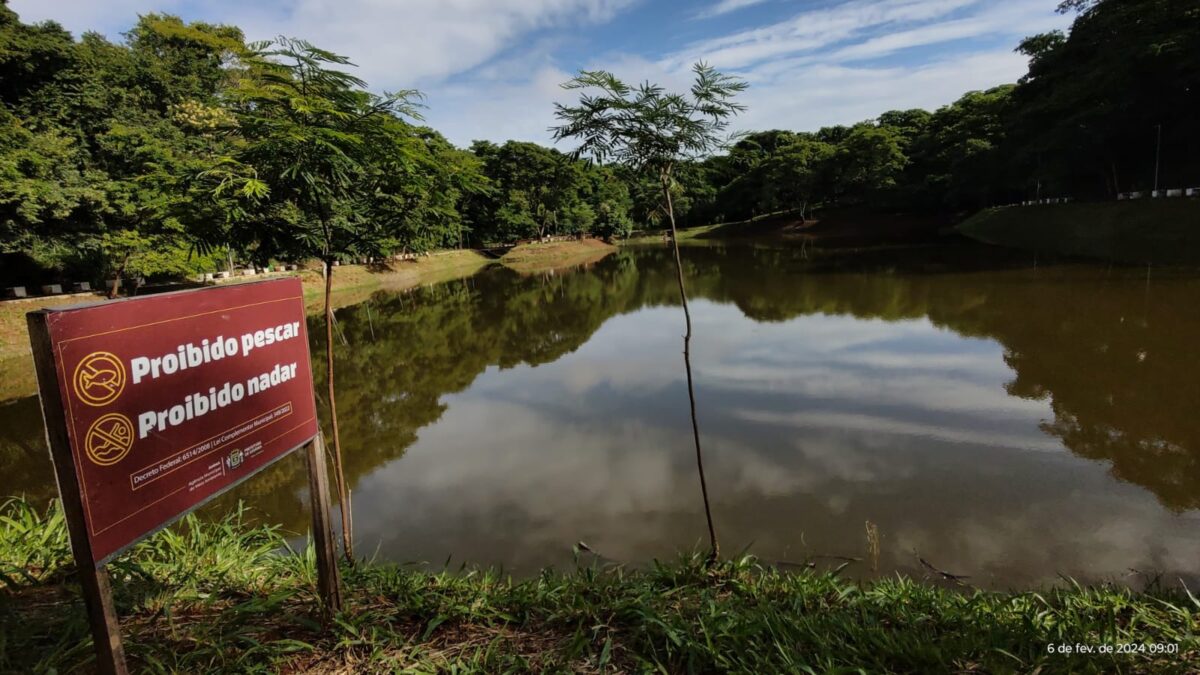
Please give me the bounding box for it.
[11,0,635,88]
[432,0,1068,146]
[9,0,186,34]
[9,0,1071,148]
[10,0,639,146]
[428,64,574,147]
[735,50,1032,132]
[695,0,772,20]
[665,0,984,71]
[827,0,1069,63]
[829,16,997,62]
[232,0,636,87]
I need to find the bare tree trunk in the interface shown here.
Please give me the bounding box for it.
[107,255,129,300]
[661,171,719,565]
[324,259,354,563]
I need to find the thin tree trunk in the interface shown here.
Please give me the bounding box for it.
[324,259,354,563]
[107,255,129,300]
[661,171,719,565]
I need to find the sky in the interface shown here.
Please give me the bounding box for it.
[9,0,1072,148]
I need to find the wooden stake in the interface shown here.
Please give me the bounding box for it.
[27,313,129,675]
[304,434,342,617]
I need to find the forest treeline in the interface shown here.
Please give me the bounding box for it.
[1,0,1197,285]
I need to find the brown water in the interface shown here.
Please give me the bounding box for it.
[4,242,1200,587]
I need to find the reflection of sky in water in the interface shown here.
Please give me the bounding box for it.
[2,248,1196,587]
[350,299,1200,586]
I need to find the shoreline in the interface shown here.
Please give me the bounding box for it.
[498,238,616,275]
[0,241,616,403]
[959,200,1200,265]
[1,498,1194,673]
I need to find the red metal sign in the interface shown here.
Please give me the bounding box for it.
[37,278,319,565]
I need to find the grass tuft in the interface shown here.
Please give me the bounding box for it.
[1,498,1197,673]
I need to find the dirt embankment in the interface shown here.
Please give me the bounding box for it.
[959,199,1200,265]
[1,252,492,403]
[299,250,491,312]
[499,238,616,275]
[0,241,617,403]
[698,208,954,246]
[0,294,103,401]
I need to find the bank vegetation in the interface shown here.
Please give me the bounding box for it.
[4,0,1197,291]
[1,499,1196,673]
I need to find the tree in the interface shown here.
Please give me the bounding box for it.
[830,123,906,206]
[915,87,1016,209]
[467,141,589,243]
[393,127,488,251]
[463,139,627,245]
[348,122,487,254]
[0,3,77,117]
[877,109,932,148]
[0,110,100,258]
[0,9,244,290]
[1009,0,1200,196]
[711,130,833,221]
[553,62,747,564]
[219,37,424,562]
[586,165,634,239]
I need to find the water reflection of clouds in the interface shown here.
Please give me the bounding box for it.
[708,364,1045,415]
[738,409,1062,452]
[548,303,1050,434]
[352,397,712,571]
[890,499,1200,587]
[349,297,1200,584]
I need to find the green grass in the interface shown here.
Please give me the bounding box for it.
[620,223,725,245]
[958,200,1200,265]
[498,239,616,274]
[0,253,493,404]
[1,498,1197,673]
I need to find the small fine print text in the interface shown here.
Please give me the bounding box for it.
[1046,642,1179,656]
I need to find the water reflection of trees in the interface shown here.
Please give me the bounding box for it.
[307,246,1200,515]
[676,245,1200,512]
[3,243,1198,528]
[0,397,58,504]
[229,260,649,531]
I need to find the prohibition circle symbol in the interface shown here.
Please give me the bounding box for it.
[72,351,126,407]
[84,413,135,466]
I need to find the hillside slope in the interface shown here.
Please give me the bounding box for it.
[959,200,1200,265]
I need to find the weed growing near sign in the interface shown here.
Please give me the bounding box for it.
[1,498,1197,673]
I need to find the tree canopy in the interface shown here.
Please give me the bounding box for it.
[2,0,1198,287]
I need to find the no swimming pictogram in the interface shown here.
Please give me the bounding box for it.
[84,413,134,466]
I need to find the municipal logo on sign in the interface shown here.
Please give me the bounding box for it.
[225,448,244,470]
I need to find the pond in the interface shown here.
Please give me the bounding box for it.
[4,241,1200,588]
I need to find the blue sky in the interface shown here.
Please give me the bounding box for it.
[9,0,1071,148]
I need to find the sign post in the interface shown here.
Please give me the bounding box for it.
[26,278,341,674]
[304,433,342,614]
